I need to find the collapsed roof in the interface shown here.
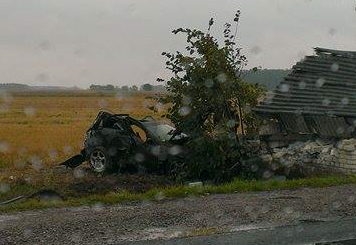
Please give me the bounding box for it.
[254,47,356,138]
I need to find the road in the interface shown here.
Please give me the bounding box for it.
[130,218,356,245]
[2,184,356,244]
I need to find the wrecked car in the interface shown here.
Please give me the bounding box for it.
[61,111,187,173]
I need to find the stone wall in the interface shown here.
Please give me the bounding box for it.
[268,139,356,174]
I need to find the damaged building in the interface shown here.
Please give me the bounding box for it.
[253,47,356,173]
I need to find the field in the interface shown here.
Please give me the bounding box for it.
[0,91,170,198]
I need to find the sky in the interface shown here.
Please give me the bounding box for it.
[0,0,355,88]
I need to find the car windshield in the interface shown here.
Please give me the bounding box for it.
[144,123,181,141]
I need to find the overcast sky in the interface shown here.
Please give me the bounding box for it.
[0,0,355,88]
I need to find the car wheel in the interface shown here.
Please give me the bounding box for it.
[89,147,112,173]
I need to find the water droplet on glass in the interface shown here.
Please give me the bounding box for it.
[24,106,36,116]
[182,96,192,105]
[298,81,306,89]
[92,203,104,211]
[73,168,85,179]
[227,120,237,128]
[216,73,227,83]
[0,182,10,193]
[205,79,214,88]
[64,146,73,155]
[279,84,289,92]
[316,78,325,87]
[151,146,161,156]
[168,145,182,156]
[48,149,58,160]
[332,201,341,209]
[336,127,345,135]
[134,152,145,162]
[155,191,165,201]
[322,98,330,106]
[30,155,42,171]
[0,141,9,153]
[178,106,191,116]
[98,99,108,108]
[250,46,262,55]
[331,63,339,72]
[283,206,293,214]
[341,97,349,105]
[23,229,32,238]
[263,170,272,179]
[328,28,337,36]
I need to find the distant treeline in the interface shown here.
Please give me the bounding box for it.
[243,69,291,90]
[89,83,166,92]
[0,69,291,92]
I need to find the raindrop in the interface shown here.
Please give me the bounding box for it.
[92,203,104,211]
[0,182,10,193]
[216,73,227,83]
[283,206,293,214]
[328,28,337,36]
[98,99,108,108]
[336,127,345,135]
[347,126,355,133]
[168,145,182,156]
[23,229,32,238]
[331,63,339,72]
[227,120,237,128]
[48,149,58,160]
[70,233,82,243]
[251,164,258,172]
[279,84,289,92]
[332,201,341,209]
[155,103,164,113]
[322,98,330,106]
[244,104,251,113]
[15,159,26,169]
[64,145,73,155]
[73,49,85,58]
[178,106,191,116]
[30,155,42,171]
[0,141,9,153]
[262,170,272,179]
[36,73,49,82]
[155,191,165,201]
[38,41,51,50]
[205,79,214,88]
[134,152,145,162]
[347,196,355,203]
[341,97,349,105]
[73,168,85,179]
[24,106,36,116]
[316,78,325,87]
[182,96,192,105]
[250,46,262,55]
[116,91,125,101]
[298,81,306,89]
[151,146,161,156]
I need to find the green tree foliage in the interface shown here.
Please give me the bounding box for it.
[155,11,264,183]
[141,83,154,91]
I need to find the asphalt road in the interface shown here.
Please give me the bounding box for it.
[2,184,356,244]
[129,218,356,245]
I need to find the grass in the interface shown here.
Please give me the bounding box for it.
[2,175,356,213]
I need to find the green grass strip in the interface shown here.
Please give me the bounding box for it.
[2,175,356,213]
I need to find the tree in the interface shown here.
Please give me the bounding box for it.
[121,85,129,91]
[153,11,264,182]
[131,85,138,91]
[141,83,153,91]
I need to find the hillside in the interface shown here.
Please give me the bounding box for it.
[243,69,291,90]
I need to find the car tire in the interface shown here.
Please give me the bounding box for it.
[88,146,113,173]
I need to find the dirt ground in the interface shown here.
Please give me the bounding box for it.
[1,184,356,244]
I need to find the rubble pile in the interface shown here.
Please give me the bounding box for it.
[265,138,356,173]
